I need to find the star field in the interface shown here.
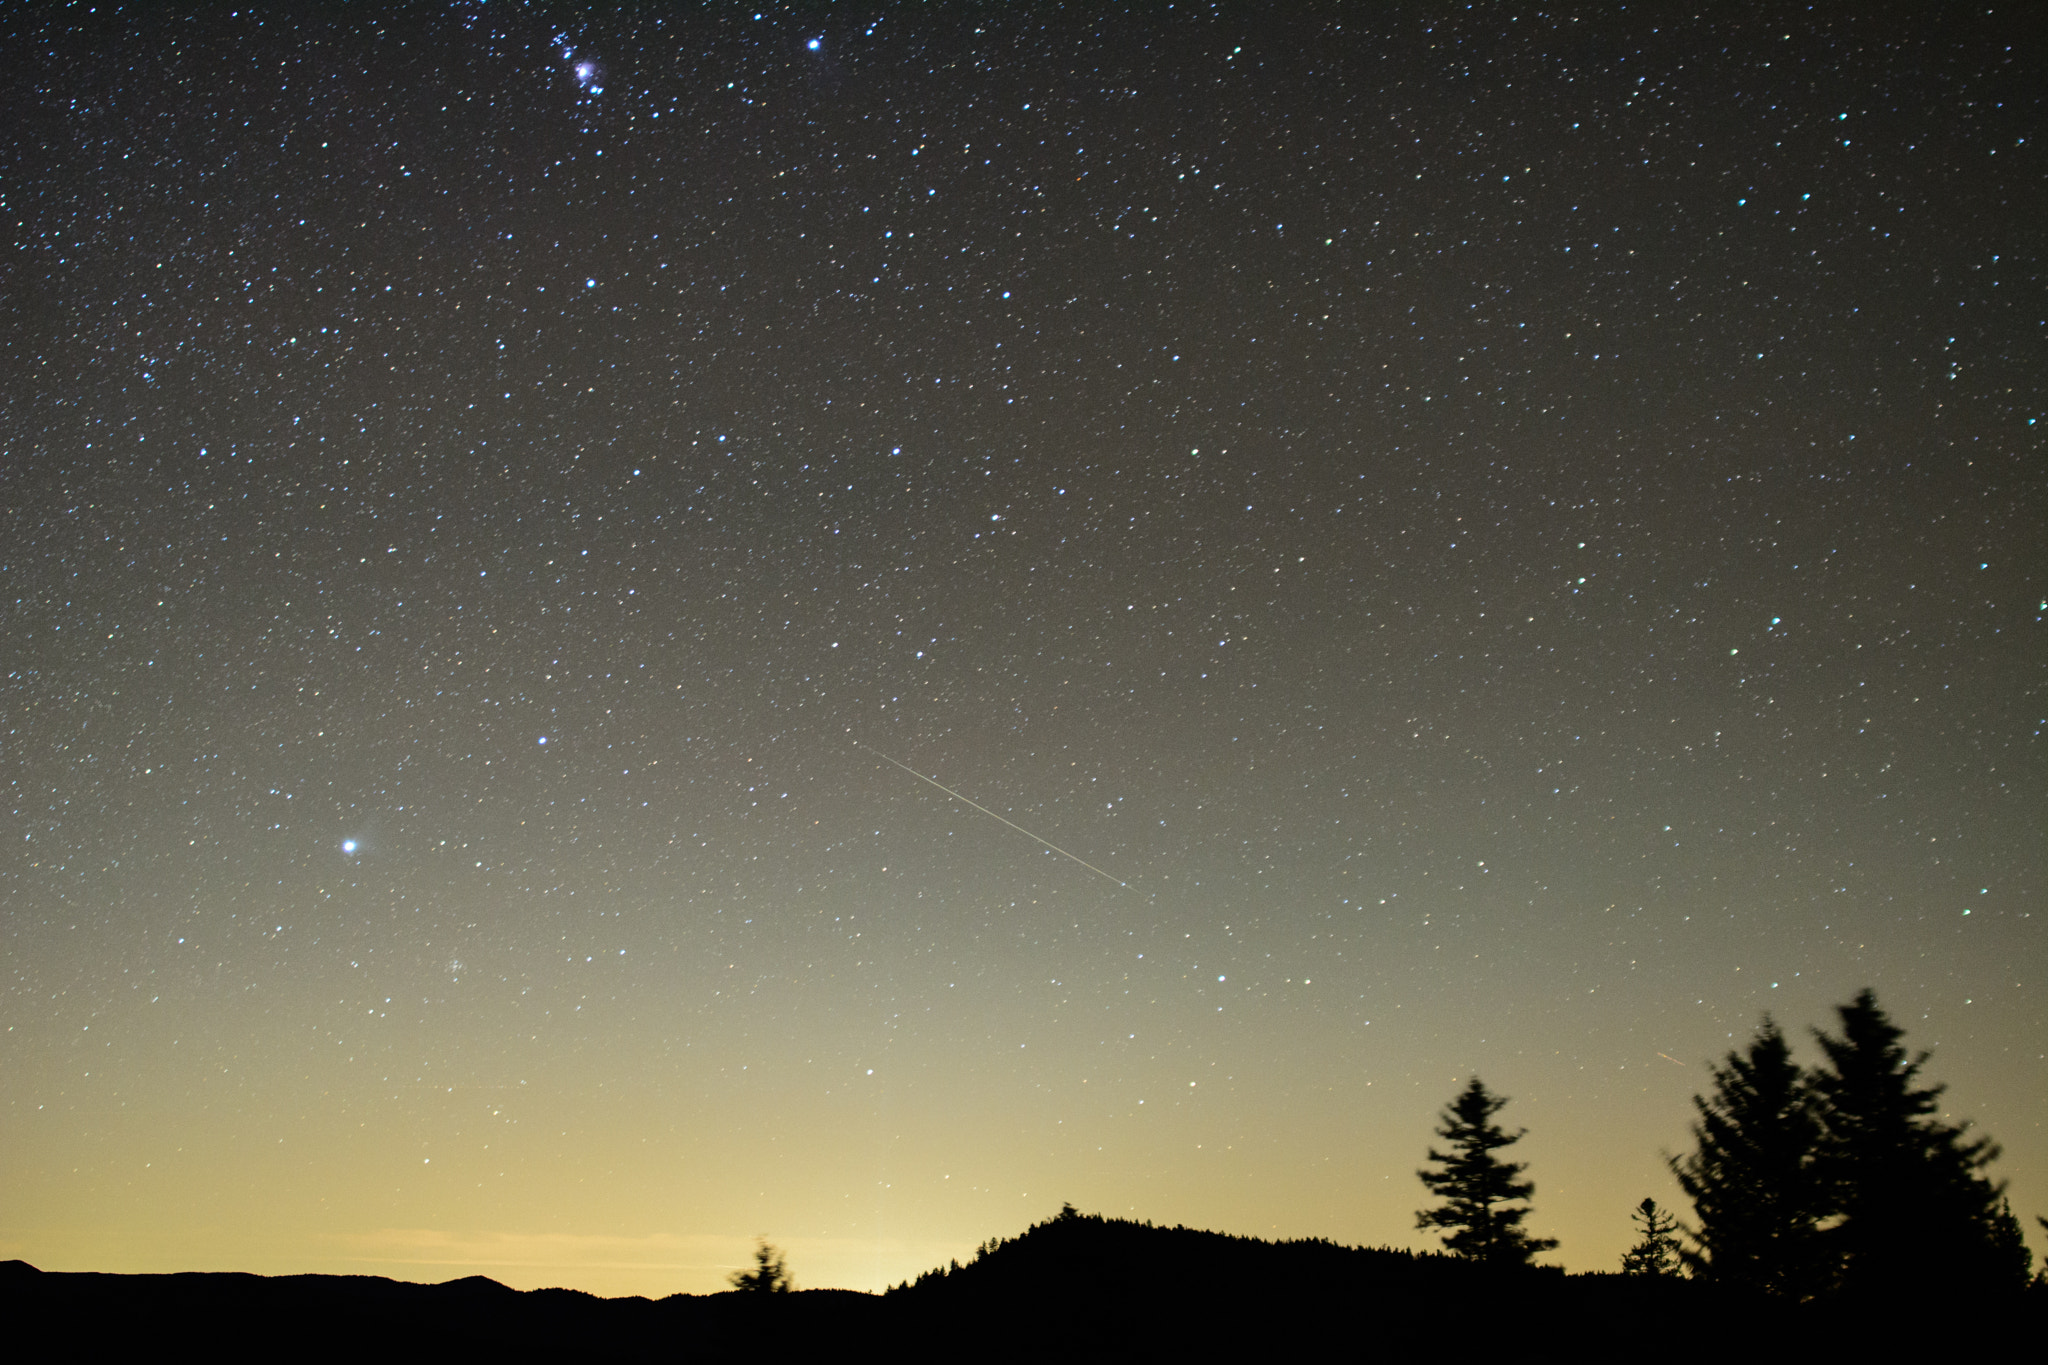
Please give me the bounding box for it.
[3,3,2041,1294]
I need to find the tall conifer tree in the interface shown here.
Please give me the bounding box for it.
[1620,1197,1684,1277]
[1811,989,2021,1297]
[729,1238,794,1293]
[1416,1077,1558,1264]
[1669,1018,1826,1298]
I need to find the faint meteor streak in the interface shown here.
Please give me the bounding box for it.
[853,739,1127,887]
[1657,1052,1687,1067]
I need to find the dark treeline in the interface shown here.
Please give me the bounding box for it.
[1673,989,2030,1300]
[6,991,2040,1355]
[1402,989,2035,1302]
[0,1221,1796,1357]
[9,1206,2031,1358]
[0,1259,872,1357]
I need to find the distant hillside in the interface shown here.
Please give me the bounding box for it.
[889,1204,1711,1351]
[6,1207,2035,1357]
[0,1257,862,1357]
[887,1206,2041,1354]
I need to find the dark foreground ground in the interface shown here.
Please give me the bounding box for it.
[6,1210,2037,1359]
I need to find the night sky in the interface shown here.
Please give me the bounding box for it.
[4,3,2041,1296]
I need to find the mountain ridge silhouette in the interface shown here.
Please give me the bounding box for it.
[6,1208,2034,1357]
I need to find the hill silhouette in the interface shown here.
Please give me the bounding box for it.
[6,1207,2035,1357]
[888,1205,1736,1353]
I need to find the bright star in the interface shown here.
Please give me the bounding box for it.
[807,37,821,51]
[341,839,357,855]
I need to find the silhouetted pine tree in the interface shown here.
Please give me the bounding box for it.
[1987,1200,2031,1285]
[1669,1018,1826,1299]
[1415,1077,1558,1264]
[729,1238,794,1293]
[1810,988,2021,1298]
[1620,1197,1683,1277]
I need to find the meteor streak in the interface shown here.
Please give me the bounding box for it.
[853,739,1127,887]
